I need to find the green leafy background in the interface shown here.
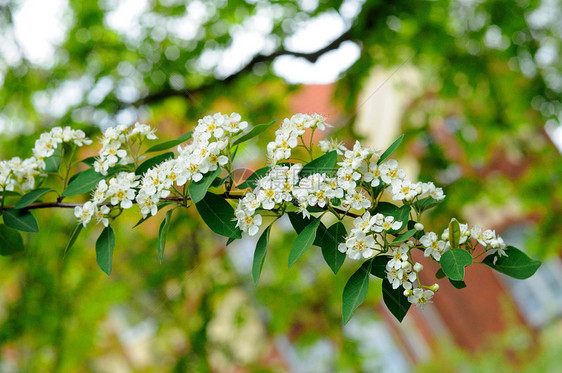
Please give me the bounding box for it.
[0,0,561,371]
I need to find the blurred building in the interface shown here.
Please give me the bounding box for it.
[286,79,562,370]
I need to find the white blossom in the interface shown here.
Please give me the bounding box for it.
[386,261,417,290]
[339,231,377,260]
[235,206,263,236]
[408,288,434,308]
[391,178,422,202]
[379,159,406,185]
[373,215,402,233]
[420,232,448,261]
[387,244,409,270]
[74,201,96,227]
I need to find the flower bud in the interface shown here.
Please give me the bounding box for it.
[413,263,424,272]
[406,241,414,248]
[441,232,449,241]
[414,223,424,231]
[403,289,413,297]
[401,261,412,271]
[429,284,440,292]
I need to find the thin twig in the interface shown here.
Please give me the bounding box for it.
[0,193,359,218]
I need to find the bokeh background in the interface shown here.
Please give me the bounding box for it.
[1,0,561,371]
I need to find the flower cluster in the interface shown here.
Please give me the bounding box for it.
[94,122,157,175]
[469,225,507,256]
[235,163,302,235]
[236,137,380,235]
[74,201,111,227]
[337,211,402,259]
[1,126,92,193]
[319,138,347,154]
[76,112,249,226]
[33,126,92,161]
[135,112,246,217]
[236,115,449,240]
[0,110,535,325]
[418,220,508,262]
[337,211,439,308]
[267,113,330,165]
[384,244,438,308]
[0,157,42,192]
[293,173,345,216]
[76,172,139,227]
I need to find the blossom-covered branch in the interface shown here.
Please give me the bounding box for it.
[0,113,542,323]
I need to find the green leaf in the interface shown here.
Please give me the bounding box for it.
[372,202,411,234]
[482,246,541,280]
[392,229,416,243]
[407,220,425,240]
[440,248,473,281]
[237,166,271,189]
[287,212,327,247]
[63,224,83,258]
[226,237,236,246]
[157,210,172,262]
[449,279,467,289]
[211,175,227,188]
[252,224,272,284]
[62,166,125,197]
[80,156,96,166]
[96,226,115,275]
[189,167,222,203]
[435,268,446,279]
[370,255,390,278]
[306,206,326,213]
[342,260,372,324]
[145,131,193,153]
[0,224,24,255]
[300,151,337,177]
[3,209,39,233]
[287,212,309,233]
[320,222,347,274]
[195,192,242,239]
[135,152,174,176]
[232,119,277,146]
[15,188,53,209]
[231,145,239,162]
[330,197,341,206]
[288,217,322,267]
[413,197,442,212]
[448,218,461,248]
[382,278,411,322]
[44,154,62,173]
[0,191,21,199]
[63,168,103,196]
[377,134,404,164]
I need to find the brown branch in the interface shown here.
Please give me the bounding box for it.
[0,195,232,211]
[129,30,353,107]
[1,193,359,218]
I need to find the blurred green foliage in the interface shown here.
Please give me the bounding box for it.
[1,0,561,371]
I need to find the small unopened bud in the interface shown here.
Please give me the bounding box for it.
[414,223,424,231]
[403,289,413,297]
[441,232,449,241]
[413,263,424,272]
[401,262,412,271]
[429,284,440,292]
[406,241,414,248]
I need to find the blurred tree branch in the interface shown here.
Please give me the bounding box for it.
[129,30,353,108]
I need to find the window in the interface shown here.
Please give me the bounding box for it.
[501,224,562,328]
